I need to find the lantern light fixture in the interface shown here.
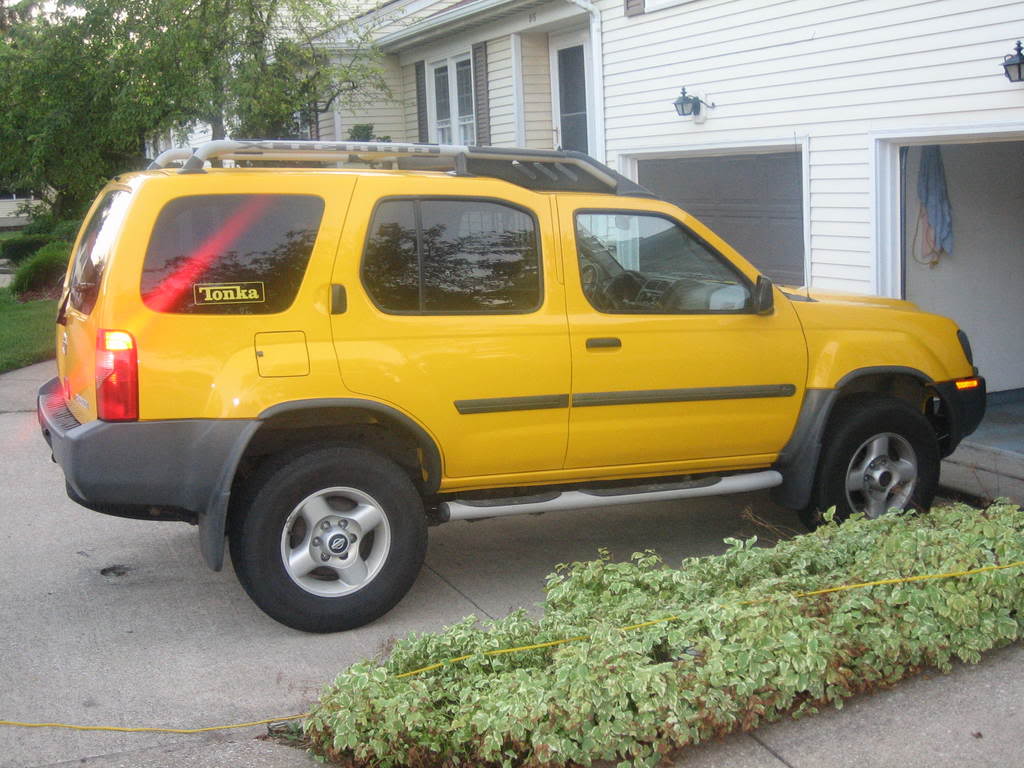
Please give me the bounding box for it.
[1003,40,1024,82]
[673,87,715,118]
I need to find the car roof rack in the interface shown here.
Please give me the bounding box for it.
[147,139,656,198]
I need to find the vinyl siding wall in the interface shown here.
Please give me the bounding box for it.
[597,0,1024,294]
[323,54,408,142]
[521,32,554,149]
[488,35,517,146]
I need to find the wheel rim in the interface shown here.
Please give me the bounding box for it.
[279,487,391,597]
[844,432,918,519]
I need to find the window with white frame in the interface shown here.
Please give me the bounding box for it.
[429,55,475,145]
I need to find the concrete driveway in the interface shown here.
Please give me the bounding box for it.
[1,361,1021,767]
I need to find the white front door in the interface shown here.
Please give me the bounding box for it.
[549,29,593,154]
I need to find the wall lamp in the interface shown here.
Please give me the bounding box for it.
[1003,41,1023,82]
[673,87,715,118]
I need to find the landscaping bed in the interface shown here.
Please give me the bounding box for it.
[305,502,1023,767]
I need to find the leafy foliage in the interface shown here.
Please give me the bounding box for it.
[347,123,391,142]
[50,219,82,243]
[306,503,1024,767]
[0,234,52,265]
[0,1,388,215]
[11,240,69,294]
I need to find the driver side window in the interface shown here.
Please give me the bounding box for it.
[575,211,751,314]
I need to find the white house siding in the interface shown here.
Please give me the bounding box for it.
[325,53,408,141]
[598,0,1024,295]
[521,32,554,149]
[488,35,517,146]
[402,62,419,142]
[0,198,30,227]
[366,0,470,39]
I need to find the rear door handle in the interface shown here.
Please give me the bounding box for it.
[586,337,621,350]
[330,284,347,314]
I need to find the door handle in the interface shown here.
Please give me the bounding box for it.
[586,337,621,350]
[330,284,347,314]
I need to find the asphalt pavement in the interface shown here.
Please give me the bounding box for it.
[1,360,1021,768]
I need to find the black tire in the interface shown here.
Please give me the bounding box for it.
[229,445,427,632]
[799,395,939,530]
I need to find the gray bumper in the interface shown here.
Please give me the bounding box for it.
[38,377,256,567]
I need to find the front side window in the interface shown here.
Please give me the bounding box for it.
[68,190,132,315]
[363,198,540,314]
[575,211,750,314]
[431,55,474,144]
[141,194,324,314]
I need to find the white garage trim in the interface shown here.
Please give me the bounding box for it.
[871,121,1024,299]
[618,136,811,287]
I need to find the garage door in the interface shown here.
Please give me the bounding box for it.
[637,152,805,286]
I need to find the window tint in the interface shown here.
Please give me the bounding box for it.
[140,194,324,314]
[68,190,132,315]
[575,212,750,314]
[363,199,541,314]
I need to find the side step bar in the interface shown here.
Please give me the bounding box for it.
[439,470,783,522]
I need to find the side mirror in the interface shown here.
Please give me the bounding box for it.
[753,275,774,315]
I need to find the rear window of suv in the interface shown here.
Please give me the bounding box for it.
[68,190,132,315]
[140,194,325,314]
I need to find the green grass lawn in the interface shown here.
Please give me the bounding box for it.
[0,290,57,373]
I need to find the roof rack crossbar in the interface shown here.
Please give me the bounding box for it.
[152,139,655,197]
[147,148,194,170]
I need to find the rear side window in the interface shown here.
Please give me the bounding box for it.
[362,198,541,314]
[68,190,132,315]
[141,194,324,314]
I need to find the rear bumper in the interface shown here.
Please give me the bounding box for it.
[37,377,253,520]
[933,377,987,456]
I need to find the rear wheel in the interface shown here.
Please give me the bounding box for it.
[800,396,939,530]
[229,445,427,632]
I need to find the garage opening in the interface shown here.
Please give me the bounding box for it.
[902,141,1024,397]
[637,151,805,286]
[902,140,1024,465]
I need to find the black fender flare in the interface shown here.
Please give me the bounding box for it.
[198,398,442,570]
[770,366,933,510]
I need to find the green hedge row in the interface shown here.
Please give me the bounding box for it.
[0,234,53,266]
[306,503,1023,767]
[11,241,70,294]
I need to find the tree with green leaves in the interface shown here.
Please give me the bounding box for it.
[0,0,388,216]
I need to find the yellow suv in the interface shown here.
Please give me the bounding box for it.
[37,140,985,632]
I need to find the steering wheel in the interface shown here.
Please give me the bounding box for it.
[580,261,601,295]
[601,270,646,309]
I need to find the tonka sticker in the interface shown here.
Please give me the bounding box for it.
[193,282,266,305]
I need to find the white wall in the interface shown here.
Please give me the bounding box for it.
[597,0,1024,295]
[904,142,1024,392]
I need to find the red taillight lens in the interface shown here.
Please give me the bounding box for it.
[96,330,138,421]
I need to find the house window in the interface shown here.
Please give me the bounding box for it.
[430,55,475,144]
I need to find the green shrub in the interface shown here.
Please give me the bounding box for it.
[21,212,58,235]
[0,234,54,265]
[347,124,391,143]
[306,503,1024,767]
[11,241,70,295]
[50,219,83,243]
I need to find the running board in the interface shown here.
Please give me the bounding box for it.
[440,470,783,522]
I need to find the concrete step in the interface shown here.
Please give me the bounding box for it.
[941,440,1024,504]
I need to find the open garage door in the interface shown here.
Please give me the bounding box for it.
[637,152,805,286]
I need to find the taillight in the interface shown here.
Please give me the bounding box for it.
[96,329,138,421]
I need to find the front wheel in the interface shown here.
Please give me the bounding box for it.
[800,396,939,530]
[229,445,427,632]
